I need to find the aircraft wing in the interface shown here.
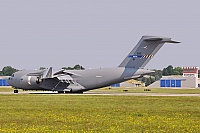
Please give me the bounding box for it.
[26,70,46,77]
[39,77,71,91]
[53,70,82,77]
[27,68,85,91]
[39,75,85,91]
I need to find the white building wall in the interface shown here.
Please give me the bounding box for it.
[148,76,198,88]
[181,77,197,88]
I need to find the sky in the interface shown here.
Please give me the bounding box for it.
[0,0,200,70]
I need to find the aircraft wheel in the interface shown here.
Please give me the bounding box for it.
[58,91,64,94]
[14,90,18,93]
[75,91,83,94]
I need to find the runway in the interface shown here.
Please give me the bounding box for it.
[0,91,200,96]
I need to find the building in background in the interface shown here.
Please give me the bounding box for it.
[149,66,199,88]
[111,79,145,88]
[0,76,10,86]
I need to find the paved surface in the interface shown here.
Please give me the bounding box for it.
[85,92,200,96]
[0,91,200,96]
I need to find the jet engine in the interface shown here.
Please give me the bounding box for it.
[20,76,42,86]
[36,77,43,84]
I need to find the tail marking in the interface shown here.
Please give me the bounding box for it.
[128,54,154,59]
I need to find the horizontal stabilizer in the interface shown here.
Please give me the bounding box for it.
[144,37,163,41]
[144,36,180,43]
[164,40,180,43]
[124,69,154,80]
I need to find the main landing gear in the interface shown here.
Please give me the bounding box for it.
[57,90,83,94]
[57,91,65,94]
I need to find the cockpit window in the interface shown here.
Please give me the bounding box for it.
[11,74,14,77]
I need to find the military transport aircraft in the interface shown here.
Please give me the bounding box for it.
[7,36,180,93]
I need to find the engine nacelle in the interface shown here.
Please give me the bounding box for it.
[20,76,42,86]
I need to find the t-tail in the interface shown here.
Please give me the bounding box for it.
[119,36,180,68]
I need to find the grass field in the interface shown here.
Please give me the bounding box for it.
[1,87,200,94]
[0,87,14,92]
[92,87,200,94]
[0,95,200,132]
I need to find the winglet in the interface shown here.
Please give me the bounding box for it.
[45,67,53,78]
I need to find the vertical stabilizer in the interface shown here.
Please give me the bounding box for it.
[119,36,180,68]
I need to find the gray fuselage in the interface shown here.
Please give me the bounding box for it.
[7,67,151,92]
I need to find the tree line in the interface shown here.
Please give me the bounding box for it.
[0,65,85,76]
[0,66,18,76]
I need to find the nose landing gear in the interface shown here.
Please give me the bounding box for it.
[14,90,18,93]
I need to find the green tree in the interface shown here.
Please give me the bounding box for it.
[162,65,174,76]
[166,65,174,75]
[151,69,162,80]
[62,64,85,70]
[162,68,168,76]
[73,64,85,70]
[162,65,183,76]
[145,78,151,86]
[39,67,46,70]
[0,71,3,76]
[62,67,74,70]
[2,66,18,76]
[149,76,156,84]
[154,75,160,81]
[173,67,183,75]
[141,77,146,83]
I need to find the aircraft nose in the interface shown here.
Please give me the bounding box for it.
[7,76,13,86]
